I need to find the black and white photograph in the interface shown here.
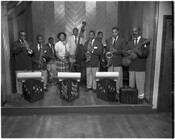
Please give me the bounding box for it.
[1,0,173,138]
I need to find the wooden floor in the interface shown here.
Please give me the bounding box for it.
[1,112,172,138]
[4,84,148,107]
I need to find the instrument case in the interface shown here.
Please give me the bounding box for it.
[119,87,138,104]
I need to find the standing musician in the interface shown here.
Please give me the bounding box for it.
[45,37,55,62]
[45,37,56,85]
[84,30,103,93]
[32,35,50,90]
[12,31,33,96]
[106,27,127,95]
[67,28,79,71]
[96,31,107,71]
[124,27,150,103]
[54,32,70,72]
[74,22,87,84]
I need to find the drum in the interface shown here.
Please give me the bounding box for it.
[47,60,57,85]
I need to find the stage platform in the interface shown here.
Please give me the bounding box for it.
[2,84,155,115]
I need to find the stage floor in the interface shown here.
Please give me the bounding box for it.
[4,84,148,108]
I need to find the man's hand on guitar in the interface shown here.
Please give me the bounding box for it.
[133,47,142,56]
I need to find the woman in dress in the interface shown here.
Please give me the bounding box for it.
[55,32,70,72]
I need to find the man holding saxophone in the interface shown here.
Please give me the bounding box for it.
[84,30,103,93]
[32,35,50,90]
[12,31,33,96]
[106,27,127,96]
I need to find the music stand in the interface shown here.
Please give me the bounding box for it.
[17,71,44,103]
[95,72,119,102]
[57,72,81,102]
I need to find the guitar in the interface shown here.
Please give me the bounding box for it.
[122,38,151,67]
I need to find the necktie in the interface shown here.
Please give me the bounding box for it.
[75,36,78,46]
[51,44,54,53]
[134,38,138,46]
[113,37,117,45]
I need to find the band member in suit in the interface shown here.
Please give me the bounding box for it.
[12,31,33,96]
[106,27,127,94]
[55,32,70,72]
[84,30,103,93]
[96,31,107,71]
[45,37,56,85]
[67,28,79,71]
[32,35,49,90]
[125,27,149,103]
[45,37,55,62]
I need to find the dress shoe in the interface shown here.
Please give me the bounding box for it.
[84,88,92,92]
[21,94,24,99]
[115,93,119,101]
[137,98,144,104]
[44,87,48,91]
[93,89,96,93]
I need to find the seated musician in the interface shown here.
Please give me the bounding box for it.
[84,30,103,93]
[67,28,79,72]
[32,35,50,90]
[124,27,150,103]
[55,32,70,72]
[12,31,33,97]
[106,27,127,96]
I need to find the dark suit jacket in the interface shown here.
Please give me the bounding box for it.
[32,44,50,70]
[12,40,33,70]
[106,36,127,67]
[45,43,55,62]
[126,37,149,71]
[84,38,103,67]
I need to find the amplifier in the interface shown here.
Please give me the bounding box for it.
[119,87,138,104]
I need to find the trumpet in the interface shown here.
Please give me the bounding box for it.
[106,43,114,67]
[21,39,33,54]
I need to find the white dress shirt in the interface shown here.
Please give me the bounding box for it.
[55,41,69,57]
[112,36,119,45]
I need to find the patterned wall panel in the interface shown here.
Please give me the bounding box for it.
[44,1,55,43]
[31,1,44,43]
[106,2,118,39]
[96,1,107,43]
[54,1,65,42]
[65,2,85,37]
[85,1,96,39]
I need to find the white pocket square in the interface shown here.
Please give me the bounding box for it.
[94,46,98,49]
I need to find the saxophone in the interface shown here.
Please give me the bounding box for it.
[85,40,93,62]
[38,44,47,69]
[106,42,114,67]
